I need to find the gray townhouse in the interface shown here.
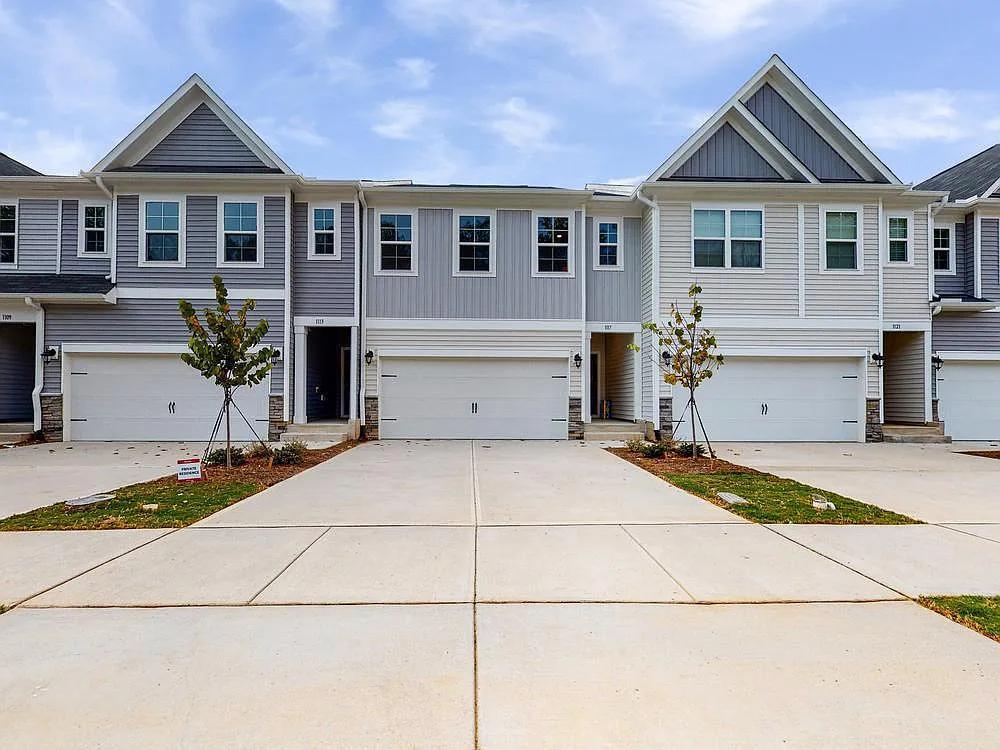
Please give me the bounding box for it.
[0,56,959,445]
[915,145,1000,440]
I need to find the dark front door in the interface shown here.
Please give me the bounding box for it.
[0,323,34,421]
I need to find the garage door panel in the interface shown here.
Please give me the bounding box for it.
[937,361,1000,440]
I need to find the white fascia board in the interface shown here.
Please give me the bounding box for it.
[114,287,285,300]
[365,318,583,331]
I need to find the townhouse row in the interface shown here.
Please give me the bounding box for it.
[1,55,997,444]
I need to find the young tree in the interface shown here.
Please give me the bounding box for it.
[179,276,278,467]
[632,283,724,458]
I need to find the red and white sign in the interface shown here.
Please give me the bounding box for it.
[177,458,203,481]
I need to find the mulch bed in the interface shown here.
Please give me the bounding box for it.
[193,440,359,487]
[608,446,757,476]
[960,451,1000,461]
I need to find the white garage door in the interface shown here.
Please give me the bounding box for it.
[68,353,270,441]
[379,356,569,439]
[937,360,1000,440]
[678,357,862,442]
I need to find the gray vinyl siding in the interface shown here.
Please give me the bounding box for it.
[43,299,285,394]
[744,83,861,182]
[981,218,1000,300]
[933,310,1000,351]
[670,123,781,181]
[659,202,799,318]
[883,209,931,321]
[884,331,926,424]
[59,200,112,275]
[600,332,635,421]
[116,194,286,287]
[640,207,656,424]
[291,200,356,317]
[366,207,581,319]
[803,203,879,318]
[4,199,58,273]
[135,103,268,171]
[0,323,34,421]
[964,213,976,295]
[585,216,641,321]
[935,221,966,298]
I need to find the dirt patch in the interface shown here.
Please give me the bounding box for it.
[198,441,358,487]
[608,446,757,476]
[961,451,1000,461]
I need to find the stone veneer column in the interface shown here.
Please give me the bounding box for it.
[41,394,63,441]
[268,395,287,442]
[658,397,673,439]
[568,397,583,440]
[364,397,379,440]
[865,398,883,442]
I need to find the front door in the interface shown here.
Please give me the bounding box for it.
[590,353,599,416]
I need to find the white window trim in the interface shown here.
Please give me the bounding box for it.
[217,195,265,268]
[375,208,418,277]
[138,194,186,268]
[531,210,575,278]
[452,208,496,277]
[819,204,865,274]
[592,216,624,272]
[0,198,18,267]
[77,199,111,258]
[884,210,914,267]
[690,204,765,272]
[307,202,341,260]
[932,221,956,276]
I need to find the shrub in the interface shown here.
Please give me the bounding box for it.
[245,443,274,460]
[624,438,646,454]
[205,447,245,467]
[273,441,307,466]
[638,441,670,459]
[673,441,706,458]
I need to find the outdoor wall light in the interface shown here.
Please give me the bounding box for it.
[365,350,374,366]
[871,352,885,368]
[661,350,672,365]
[573,353,582,368]
[40,345,58,363]
[931,355,944,372]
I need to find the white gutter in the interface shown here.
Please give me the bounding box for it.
[94,175,117,284]
[24,297,43,432]
[635,187,660,429]
[579,202,588,426]
[283,187,292,423]
[358,188,369,428]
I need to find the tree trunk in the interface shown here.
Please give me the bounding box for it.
[225,388,232,469]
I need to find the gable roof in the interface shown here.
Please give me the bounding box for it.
[672,122,784,181]
[649,54,900,185]
[92,74,292,175]
[0,152,42,176]
[915,144,1000,202]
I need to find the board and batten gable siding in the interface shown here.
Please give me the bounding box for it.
[585,216,641,322]
[134,103,268,171]
[116,194,286,287]
[803,203,879,318]
[671,123,781,181]
[658,202,799,318]
[981,218,1000,300]
[291,200,356,317]
[366,207,582,319]
[640,207,656,425]
[60,200,111,275]
[883,208,930,321]
[934,220,967,298]
[933,310,1000,351]
[2,198,58,273]
[43,299,285,394]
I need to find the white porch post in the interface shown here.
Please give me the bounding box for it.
[293,326,307,425]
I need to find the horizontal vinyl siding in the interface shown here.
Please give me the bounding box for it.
[364,327,582,397]
[43,299,285,394]
[933,310,1000,351]
[135,103,267,170]
[659,202,799,317]
[883,209,931,321]
[116,194,286,287]
[366,207,582,319]
[60,199,112,275]
[602,332,635,420]
[585,216,641,322]
[0,323,34,421]
[804,203,879,318]
[965,213,976,295]
[884,331,925,423]
[7,199,57,273]
[934,221,966,298]
[291,200,356,317]
[981,218,1000,300]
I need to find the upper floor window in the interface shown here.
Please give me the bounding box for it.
[887,214,910,263]
[0,203,15,265]
[220,200,260,265]
[308,205,338,259]
[823,209,859,271]
[692,207,762,269]
[79,202,108,256]
[142,199,182,265]
[377,211,417,275]
[933,226,953,273]
[594,219,623,271]
[534,213,572,276]
[454,212,494,276]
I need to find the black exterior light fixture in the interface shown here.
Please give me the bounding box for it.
[931,354,944,373]
[661,350,672,366]
[365,349,374,366]
[40,346,58,364]
[871,352,885,368]
[573,353,583,369]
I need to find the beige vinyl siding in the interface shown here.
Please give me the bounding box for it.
[364,327,581,397]
[804,203,879,318]
[603,333,635,420]
[640,207,656,424]
[884,331,926,423]
[659,202,799,317]
[883,208,931,321]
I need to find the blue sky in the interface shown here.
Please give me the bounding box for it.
[1,0,999,186]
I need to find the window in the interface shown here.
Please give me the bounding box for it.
[221,201,259,264]
[378,211,416,274]
[454,212,493,275]
[534,213,572,275]
[692,207,762,269]
[887,214,910,263]
[824,210,858,270]
[933,226,953,273]
[594,219,623,270]
[0,203,15,265]
[143,199,181,264]
[308,205,338,259]
[78,202,108,256]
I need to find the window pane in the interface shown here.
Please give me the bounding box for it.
[0,204,14,234]
[730,210,762,239]
[598,222,618,244]
[693,238,724,267]
[538,245,568,273]
[314,208,335,231]
[537,216,553,232]
[84,229,105,254]
[224,202,256,232]
[933,228,950,249]
[888,216,907,240]
[599,245,618,266]
[826,241,856,269]
[889,239,908,262]
[934,248,951,271]
[694,209,725,237]
[459,243,490,272]
[146,201,179,231]
[553,216,569,231]
[731,239,762,268]
[381,242,411,271]
[225,233,257,263]
[0,234,13,264]
[85,205,105,229]
[146,233,179,262]
[314,233,337,255]
[826,211,857,240]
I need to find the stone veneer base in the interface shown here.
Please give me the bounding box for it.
[41,394,63,441]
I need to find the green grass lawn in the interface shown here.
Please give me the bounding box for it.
[663,471,917,525]
[921,596,1000,644]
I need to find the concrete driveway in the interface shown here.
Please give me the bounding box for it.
[2,440,1000,747]
[719,441,1000,523]
[0,442,192,520]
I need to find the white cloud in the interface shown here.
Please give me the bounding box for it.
[488,98,557,151]
[372,99,430,140]
[275,0,340,29]
[388,0,547,45]
[253,116,329,149]
[396,57,435,90]
[0,130,93,175]
[650,0,845,41]
[842,89,979,149]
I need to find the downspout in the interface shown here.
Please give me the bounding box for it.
[95,175,116,285]
[25,297,43,433]
[580,202,588,429]
[283,187,293,424]
[358,188,369,429]
[635,187,660,434]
